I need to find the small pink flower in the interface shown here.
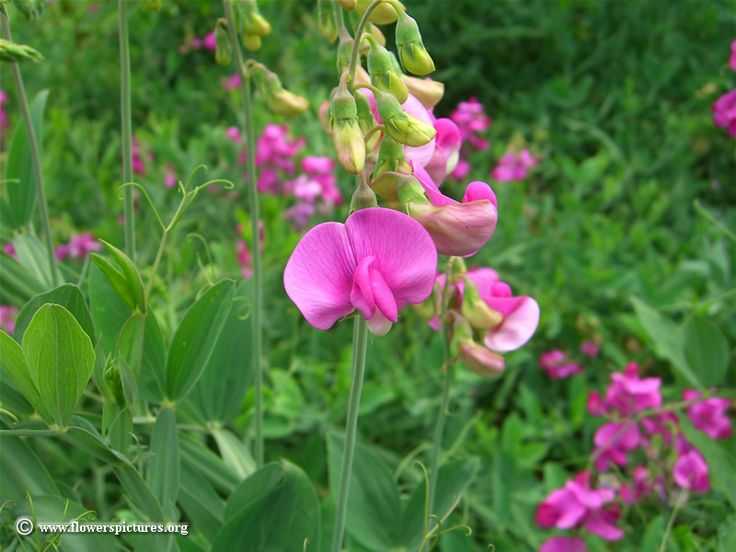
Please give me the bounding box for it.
[713,89,736,138]
[683,389,732,439]
[55,244,71,260]
[424,118,462,185]
[620,466,651,504]
[640,410,679,446]
[236,240,253,279]
[673,448,710,493]
[729,39,736,71]
[164,165,177,189]
[451,97,491,151]
[203,32,216,52]
[539,536,587,552]
[284,208,437,335]
[131,137,147,175]
[0,305,18,333]
[491,149,538,182]
[67,233,102,259]
[284,202,316,229]
[603,363,662,416]
[539,349,582,379]
[223,73,242,92]
[593,421,641,471]
[3,243,16,258]
[451,159,471,181]
[226,126,242,143]
[580,340,600,358]
[301,156,335,175]
[587,391,606,416]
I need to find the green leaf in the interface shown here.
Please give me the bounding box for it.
[166,280,235,401]
[0,435,59,500]
[88,262,132,354]
[12,233,58,288]
[0,329,42,413]
[100,239,146,311]
[631,298,700,388]
[14,283,95,343]
[327,431,402,550]
[22,303,96,426]
[148,405,180,517]
[4,89,48,229]
[641,515,666,552]
[114,312,146,409]
[179,462,226,541]
[180,436,241,494]
[0,252,44,304]
[683,316,729,387]
[90,253,138,311]
[102,402,132,453]
[212,461,321,552]
[211,427,256,479]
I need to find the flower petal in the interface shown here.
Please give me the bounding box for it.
[484,296,540,352]
[284,222,356,330]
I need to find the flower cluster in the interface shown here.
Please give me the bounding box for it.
[283,156,343,228]
[55,233,102,261]
[491,149,538,183]
[536,361,733,550]
[538,340,599,379]
[180,31,217,54]
[0,305,17,334]
[713,39,736,138]
[449,97,491,180]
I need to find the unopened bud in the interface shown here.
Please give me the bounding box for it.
[371,172,420,203]
[338,0,356,9]
[11,0,44,19]
[397,176,429,206]
[355,92,380,151]
[243,34,262,51]
[0,38,43,63]
[331,87,365,173]
[462,278,503,330]
[367,23,386,46]
[261,71,308,116]
[402,75,444,109]
[319,100,332,134]
[395,12,435,76]
[459,340,505,376]
[368,42,408,102]
[375,136,405,175]
[356,0,403,25]
[350,181,378,211]
[240,0,271,38]
[375,90,436,147]
[214,19,231,66]
[336,34,354,73]
[318,0,338,43]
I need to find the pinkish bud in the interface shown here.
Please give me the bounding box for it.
[459,340,505,376]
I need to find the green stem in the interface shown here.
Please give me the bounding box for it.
[0,12,58,286]
[659,491,687,552]
[331,316,369,552]
[347,0,400,86]
[223,0,264,468]
[118,0,135,259]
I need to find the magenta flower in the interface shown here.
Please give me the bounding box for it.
[0,305,18,334]
[602,362,662,416]
[491,149,538,182]
[410,162,498,257]
[673,448,710,493]
[450,97,491,151]
[640,410,678,446]
[131,137,147,175]
[423,118,462,185]
[226,126,242,143]
[619,466,651,505]
[223,73,242,92]
[284,208,437,335]
[202,31,217,52]
[0,89,8,135]
[164,165,177,189]
[729,39,736,71]
[539,349,582,379]
[540,536,587,552]
[284,202,316,229]
[683,389,732,439]
[252,124,305,184]
[3,243,15,258]
[580,340,600,358]
[451,159,470,181]
[593,421,641,471]
[713,90,736,138]
[68,233,102,259]
[302,156,335,175]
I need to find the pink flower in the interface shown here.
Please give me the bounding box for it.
[236,240,253,279]
[540,536,587,552]
[67,233,102,259]
[302,156,335,175]
[729,39,736,71]
[410,162,498,257]
[587,391,606,416]
[132,137,146,175]
[226,127,242,143]
[164,165,177,189]
[424,118,462,185]
[284,208,437,335]
[55,244,71,260]
[673,448,710,493]
[593,421,641,471]
[223,73,242,92]
[683,389,732,439]
[252,124,305,186]
[0,305,18,333]
[284,202,316,229]
[640,410,678,446]
[450,97,491,151]
[491,149,538,182]
[257,168,280,194]
[602,362,662,416]
[580,340,599,358]
[401,94,438,168]
[3,243,15,258]
[713,90,736,138]
[619,466,651,504]
[539,349,582,379]
[0,89,8,133]
[202,32,217,52]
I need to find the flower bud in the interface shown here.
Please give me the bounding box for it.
[459,340,505,376]
[318,0,338,43]
[243,33,262,51]
[375,136,406,176]
[214,19,231,66]
[462,278,503,330]
[239,0,272,38]
[368,42,408,102]
[367,23,386,46]
[371,172,421,204]
[319,100,332,134]
[261,71,308,116]
[0,38,42,63]
[11,0,44,19]
[331,87,365,173]
[375,90,436,147]
[350,181,378,211]
[336,32,354,73]
[402,75,444,109]
[356,0,403,25]
[338,0,356,9]
[395,12,435,76]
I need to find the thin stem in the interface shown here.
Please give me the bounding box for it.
[145,194,187,300]
[659,491,687,552]
[347,0,401,86]
[331,316,369,552]
[0,13,58,286]
[118,0,135,259]
[223,0,264,468]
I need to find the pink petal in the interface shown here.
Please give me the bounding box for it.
[484,296,540,352]
[403,94,436,167]
[284,222,356,330]
[540,536,587,552]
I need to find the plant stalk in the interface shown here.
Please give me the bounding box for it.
[118,0,135,259]
[223,0,264,468]
[331,316,369,552]
[0,12,58,285]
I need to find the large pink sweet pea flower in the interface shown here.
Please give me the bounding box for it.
[539,349,582,379]
[713,90,736,138]
[410,162,498,257]
[673,448,710,493]
[683,389,732,439]
[0,305,17,333]
[284,208,437,335]
[540,536,587,552]
[491,149,538,182]
[593,421,641,471]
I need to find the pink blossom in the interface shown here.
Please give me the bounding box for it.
[539,349,583,379]
[539,536,587,552]
[202,32,216,52]
[619,466,651,504]
[67,233,102,259]
[683,389,732,439]
[0,305,18,333]
[0,89,8,133]
[55,244,71,260]
[424,118,462,185]
[673,448,710,493]
[284,208,437,336]
[284,203,316,229]
[236,240,253,279]
[226,127,242,144]
[402,94,438,168]
[131,137,147,175]
[164,165,177,189]
[729,39,736,71]
[302,156,335,175]
[602,362,662,416]
[640,410,678,446]
[491,149,538,182]
[3,243,15,258]
[450,97,491,151]
[580,340,599,358]
[251,124,304,186]
[223,73,242,92]
[587,391,606,416]
[257,168,280,194]
[593,421,641,471]
[713,90,736,138]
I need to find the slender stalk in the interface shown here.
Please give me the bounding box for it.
[347,0,401,86]
[659,491,687,552]
[331,316,369,552]
[223,0,264,468]
[0,12,58,285]
[118,0,135,259]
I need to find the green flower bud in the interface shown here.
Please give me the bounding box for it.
[355,92,374,134]
[375,136,405,175]
[11,0,44,19]
[243,33,262,51]
[461,278,503,331]
[336,33,354,74]
[367,42,408,102]
[239,0,271,38]
[214,19,231,66]
[0,38,42,63]
[331,87,365,173]
[371,171,419,204]
[356,0,403,25]
[350,181,378,211]
[397,176,429,206]
[374,90,436,146]
[260,70,308,116]
[318,0,338,43]
[395,12,435,76]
